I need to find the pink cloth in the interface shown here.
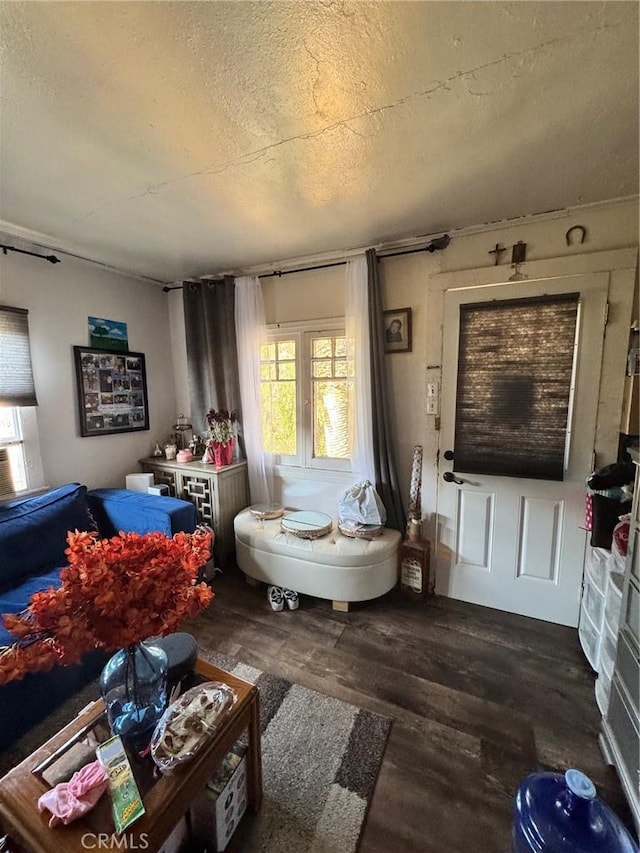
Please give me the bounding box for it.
[38,760,108,827]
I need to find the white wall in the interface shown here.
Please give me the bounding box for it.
[168,199,639,519]
[0,251,177,490]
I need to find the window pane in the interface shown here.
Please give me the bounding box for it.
[259,343,274,361]
[334,337,347,357]
[0,408,26,494]
[0,408,20,441]
[313,380,351,459]
[454,294,579,480]
[312,361,332,378]
[313,339,332,359]
[310,332,353,461]
[261,339,297,455]
[278,362,295,380]
[278,341,295,360]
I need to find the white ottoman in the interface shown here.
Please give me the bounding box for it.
[234,508,401,611]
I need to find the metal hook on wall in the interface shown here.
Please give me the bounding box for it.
[565,225,587,246]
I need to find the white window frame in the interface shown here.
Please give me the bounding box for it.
[264,318,352,474]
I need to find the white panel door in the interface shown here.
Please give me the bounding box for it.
[436,273,608,627]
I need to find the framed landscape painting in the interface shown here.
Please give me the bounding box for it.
[74,346,149,437]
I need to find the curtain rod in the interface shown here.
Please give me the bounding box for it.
[162,234,450,292]
[1,244,60,264]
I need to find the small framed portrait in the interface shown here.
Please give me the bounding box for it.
[383,307,412,353]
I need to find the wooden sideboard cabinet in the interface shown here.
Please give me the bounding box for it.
[139,457,249,566]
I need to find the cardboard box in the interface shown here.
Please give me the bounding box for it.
[158,815,189,853]
[190,743,248,851]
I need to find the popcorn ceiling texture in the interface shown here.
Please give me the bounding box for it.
[0,2,637,281]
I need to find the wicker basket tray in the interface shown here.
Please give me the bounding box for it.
[280,511,333,539]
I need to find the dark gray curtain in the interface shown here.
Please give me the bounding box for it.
[183,277,243,444]
[366,249,406,533]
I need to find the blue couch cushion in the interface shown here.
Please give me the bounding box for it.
[87,488,197,537]
[0,484,96,592]
[0,567,63,646]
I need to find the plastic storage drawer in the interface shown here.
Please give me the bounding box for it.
[596,661,613,716]
[579,607,601,671]
[604,572,624,637]
[585,546,610,593]
[582,567,606,630]
[600,624,619,677]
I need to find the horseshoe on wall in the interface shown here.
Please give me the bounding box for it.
[566,225,587,246]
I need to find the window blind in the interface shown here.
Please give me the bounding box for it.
[0,305,38,407]
[453,293,579,481]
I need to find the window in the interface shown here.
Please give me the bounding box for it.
[260,324,353,471]
[454,293,580,480]
[0,305,44,498]
[0,408,28,494]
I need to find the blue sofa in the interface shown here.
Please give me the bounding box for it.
[0,483,197,752]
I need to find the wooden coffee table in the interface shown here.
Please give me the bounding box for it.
[0,658,262,852]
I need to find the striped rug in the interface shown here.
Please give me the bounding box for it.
[0,655,391,853]
[205,651,392,853]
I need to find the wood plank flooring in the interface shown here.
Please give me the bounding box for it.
[185,568,634,853]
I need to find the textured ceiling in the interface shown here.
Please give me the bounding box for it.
[0,1,638,283]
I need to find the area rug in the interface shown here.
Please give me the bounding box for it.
[0,653,391,853]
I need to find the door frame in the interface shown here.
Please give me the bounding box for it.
[430,248,636,467]
[428,248,637,607]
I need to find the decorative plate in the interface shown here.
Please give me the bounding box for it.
[281,511,333,539]
[338,521,384,540]
[249,503,284,520]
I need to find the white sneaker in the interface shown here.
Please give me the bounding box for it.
[267,585,284,612]
[283,589,299,611]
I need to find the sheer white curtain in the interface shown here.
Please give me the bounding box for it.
[345,255,375,483]
[235,276,273,503]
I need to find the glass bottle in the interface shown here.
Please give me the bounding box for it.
[399,520,431,598]
[99,641,168,754]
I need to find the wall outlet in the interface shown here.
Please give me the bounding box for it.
[426,381,439,415]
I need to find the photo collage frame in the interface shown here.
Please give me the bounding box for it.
[74,347,149,437]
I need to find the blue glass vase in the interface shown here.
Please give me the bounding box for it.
[512,768,637,852]
[99,641,168,755]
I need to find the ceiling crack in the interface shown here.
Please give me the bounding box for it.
[77,18,625,222]
[304,41,326,120]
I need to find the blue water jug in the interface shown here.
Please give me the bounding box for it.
[512,768,638,852]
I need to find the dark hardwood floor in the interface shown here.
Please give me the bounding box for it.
[185,567,633,853]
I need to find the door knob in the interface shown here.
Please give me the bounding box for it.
[443,471,464,485]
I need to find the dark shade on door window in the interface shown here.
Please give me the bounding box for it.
[453,293,580,480]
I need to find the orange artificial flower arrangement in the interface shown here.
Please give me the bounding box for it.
[0,528,213,685]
